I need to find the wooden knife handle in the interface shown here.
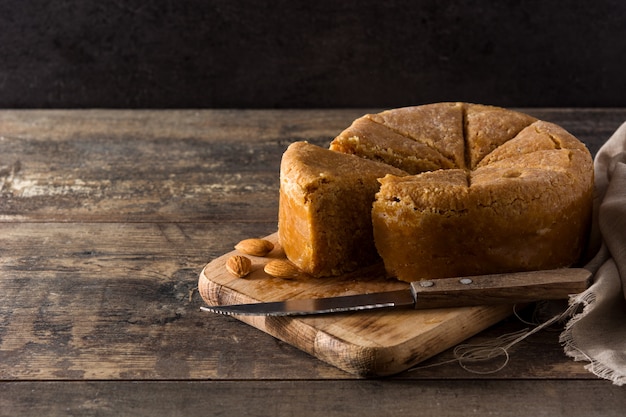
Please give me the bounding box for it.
[409,268,592,309]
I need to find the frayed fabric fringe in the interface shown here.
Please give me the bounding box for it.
[560,290,626,386]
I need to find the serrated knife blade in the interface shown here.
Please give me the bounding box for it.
[201,268,591,316]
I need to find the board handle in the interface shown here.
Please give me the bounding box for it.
[410,268,592,309]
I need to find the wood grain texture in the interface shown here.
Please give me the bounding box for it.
[409,268,591,308]
[0,109,374,222]
[199,233,514,376]
[2,380,626,417]
[1,109,624,222]
[1,221,590,381]
[0,222,338,380]
[1,109,625,416]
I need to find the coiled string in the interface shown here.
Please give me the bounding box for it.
[407,302,572,374]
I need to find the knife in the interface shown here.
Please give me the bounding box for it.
[201,267,592,316]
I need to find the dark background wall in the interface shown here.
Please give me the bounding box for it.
[1,0,625,109]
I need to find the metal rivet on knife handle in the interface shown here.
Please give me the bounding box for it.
[410,268,592,310]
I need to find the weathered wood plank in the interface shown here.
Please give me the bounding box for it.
[0,222,596,380]
[1,109,624,222]
[0,222,345,380]
[2,380,624,417]
[0,109,360,222]
[1,108,624,385]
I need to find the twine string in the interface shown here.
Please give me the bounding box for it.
[408,302,572,375]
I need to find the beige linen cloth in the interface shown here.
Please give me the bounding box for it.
[561,121,626,385]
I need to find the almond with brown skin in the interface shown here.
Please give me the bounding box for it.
[226,255,252,278]
[264,259,301,279]
[234,238,275,257]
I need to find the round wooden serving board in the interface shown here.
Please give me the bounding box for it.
[198,233,514,377]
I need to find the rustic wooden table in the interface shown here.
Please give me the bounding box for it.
[1,109,625,416]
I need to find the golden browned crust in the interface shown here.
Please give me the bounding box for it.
[366,102,466,168]
[371,107,593,281]
[464,103,538,169]
[278,141,406,276]
[279,103,594,281]
[330,117,455,174]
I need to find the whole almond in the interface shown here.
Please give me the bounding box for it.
[226,255,252,278]
[264,259,300,279]
[235,238,275,257]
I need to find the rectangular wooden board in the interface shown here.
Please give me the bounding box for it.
[198,233,513,376]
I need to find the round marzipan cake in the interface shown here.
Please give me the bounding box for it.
[278,103,594,282]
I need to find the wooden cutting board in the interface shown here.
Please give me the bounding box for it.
[198,233,513,377]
